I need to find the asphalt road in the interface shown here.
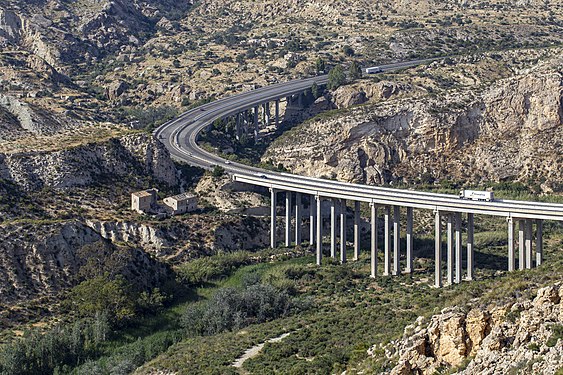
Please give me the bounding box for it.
[154,59,563,221]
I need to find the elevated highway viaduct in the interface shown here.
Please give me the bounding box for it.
[155,59,563,287]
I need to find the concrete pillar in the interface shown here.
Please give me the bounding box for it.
[295,192,302,246]
[508,217,515,272]
[275,100,280,128]
[253,106,259,140]
[455,212,462,284]
[309,195,316,246]
[285,192,292,247]
[370,203,378,278]
[270,188,277,248]
[236,113,241,140]
[519,220,525,270]
[435,211,442,288]
[340,199,347,263]
[536,219,543,266]
[406,207,413,273]
[316,196,322,265]
[330,199,337,258]
[354,201,360,261]
[447,214,454,285]
[384,206,391,276]
[393,206,400,276]
[467,213,474,280]
[525,220,533,269]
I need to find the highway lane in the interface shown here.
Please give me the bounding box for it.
[154,59,563,222]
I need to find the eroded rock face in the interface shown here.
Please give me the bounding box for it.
[0,133,177,190]
[264,68,563,191]
[0,221,171,305]
[381,284,563,375]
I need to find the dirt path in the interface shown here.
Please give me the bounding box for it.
[232,332,292,369]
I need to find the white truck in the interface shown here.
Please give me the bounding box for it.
[365,66,383,74]
[459,189,494,202]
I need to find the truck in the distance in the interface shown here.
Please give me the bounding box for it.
[365,66,383,74]
[459,189,494,202]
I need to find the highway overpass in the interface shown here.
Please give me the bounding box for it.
[155,59,563,287]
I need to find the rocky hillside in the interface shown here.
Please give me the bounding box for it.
[0,132,177,191]
[0,220,172,306]
[382,283,563,374]
[264,50,563,192]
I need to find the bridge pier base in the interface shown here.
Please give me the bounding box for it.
[370,203,378,278]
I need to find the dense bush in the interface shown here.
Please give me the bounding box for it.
[175,251,254,285]
[181,282,304,336]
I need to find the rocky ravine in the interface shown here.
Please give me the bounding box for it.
[264,58,563,192]
[381,283,563,375]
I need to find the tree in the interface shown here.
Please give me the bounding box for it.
[343,45,355,57]
[349,61,362,80]
[327,65,346,90]
[212,165,225,178]
[311,82,321,99]
[315,57,325,73]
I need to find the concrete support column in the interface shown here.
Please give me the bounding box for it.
[467,213,474,280]
[370,203,378,278]
[508,217,515,272]
[393,206,401,276]
[295,192,302,246]
[536,219,543,266]
[275,100,280,128]
[406,207,413,273]
[525,220,533,269]
[253,106,259,141]
[384,206,391,276]
[270,188,277,248]
[455,212,462,284]
[309,195,316,246]
[236,113,241,140]
[354,201,360,261]
[330,199,337,258]
[263,102,270,125]
[285,192,292,247]
[340,199,347,264]
[447,214,454,285]
[316,196,322,265]
[519,220,525,270]
[435,211,442,288]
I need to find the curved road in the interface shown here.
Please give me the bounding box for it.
[155,60,563,222]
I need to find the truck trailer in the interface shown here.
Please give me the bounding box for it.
[365,66,382,74]
[459,189,494,202]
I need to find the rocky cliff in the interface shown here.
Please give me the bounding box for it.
[381,283,563,374]
[0,132,177,191]
[0,220,171,306]
[264,55,563,192]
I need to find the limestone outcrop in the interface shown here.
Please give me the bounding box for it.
[379,284,563,375]
[264,66,563,191]
[0,133,177,191]
[0,220,171,305]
